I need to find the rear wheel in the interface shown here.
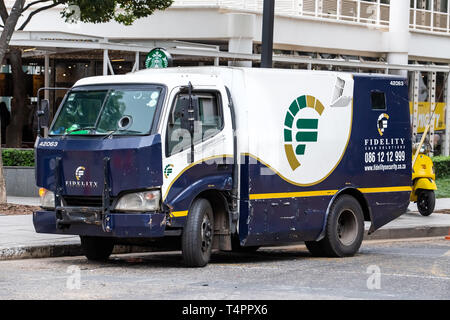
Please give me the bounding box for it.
[182,198,214,267]
[305,195,364,257]
[80,236,114,262]
[417,190,435,216]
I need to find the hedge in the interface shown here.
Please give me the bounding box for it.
[1,149,35,167]
[432,156,450,179]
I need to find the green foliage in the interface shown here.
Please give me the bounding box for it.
[2,149,35,167]
[436,178,450,199]
[432,156,450,179]
[58,0,174,25]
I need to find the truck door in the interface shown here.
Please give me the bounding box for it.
[161,86,234,218]
[354,75,412,232]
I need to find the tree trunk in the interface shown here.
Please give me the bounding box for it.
[0,0,24,64]
[6,47,27,148]
[0,0,25,203]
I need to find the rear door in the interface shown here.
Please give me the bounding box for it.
[353,75,412,231]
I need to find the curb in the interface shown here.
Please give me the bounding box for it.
[364,226,450,240]
[0,244,153,261]
[1,225,449,261]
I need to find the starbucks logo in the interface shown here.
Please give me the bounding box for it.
[145,48,173,69]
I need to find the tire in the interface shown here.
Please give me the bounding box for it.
[80,236,114,262]
[182,198,214,267]
[304,241,329,257]
[231,234,260,253]
[417,190,435,216]
[305,195,364,257]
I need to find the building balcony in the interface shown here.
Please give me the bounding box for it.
[172,0,450,35]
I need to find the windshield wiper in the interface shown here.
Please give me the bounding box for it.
[103,129,119,140]
[102,129,142,140]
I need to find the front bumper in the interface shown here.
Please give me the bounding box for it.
[33,210,167,238]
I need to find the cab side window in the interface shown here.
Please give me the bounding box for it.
[166,91,223,156]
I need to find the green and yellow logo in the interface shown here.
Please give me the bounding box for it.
[75,166,86,181]
[377,113,389,136]
[284,95,325,171]
[164,164,174,179]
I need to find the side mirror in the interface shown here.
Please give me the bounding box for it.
[37,99,50,137]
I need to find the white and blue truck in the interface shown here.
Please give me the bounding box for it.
[34,67,412,267]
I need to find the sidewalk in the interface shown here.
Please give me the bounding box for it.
[1,196,450,260]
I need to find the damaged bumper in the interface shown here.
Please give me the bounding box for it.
[33,210,167,238]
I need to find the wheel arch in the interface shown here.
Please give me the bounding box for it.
[192,189,232,251]
[316,187,371,241]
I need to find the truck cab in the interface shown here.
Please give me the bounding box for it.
[35,72,236,266]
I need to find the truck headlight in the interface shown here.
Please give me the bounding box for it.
[115,190,161,212]
[39,188,55,209]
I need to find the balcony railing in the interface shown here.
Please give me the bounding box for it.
[173,0,450,34]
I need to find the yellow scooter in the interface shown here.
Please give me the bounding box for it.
[410,124,437,216]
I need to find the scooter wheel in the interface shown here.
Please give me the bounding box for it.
[417,190,436,216]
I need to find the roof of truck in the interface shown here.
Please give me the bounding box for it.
[73,66,404,88]
[73,70,224,88]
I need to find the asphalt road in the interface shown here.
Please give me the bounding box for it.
[0,238,449,300]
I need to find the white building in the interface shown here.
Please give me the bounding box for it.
[3,0,450,153]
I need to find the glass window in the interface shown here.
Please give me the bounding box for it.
[50,87,162,136]
[198,94,223,140]
[51,91,107,134]
[167,92,223,156]
[371,91,387,110]
[97,90,160,133]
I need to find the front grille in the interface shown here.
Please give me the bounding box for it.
[63,196,103,208]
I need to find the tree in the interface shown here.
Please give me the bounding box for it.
[4,0,173,147]
[0,0,173,202]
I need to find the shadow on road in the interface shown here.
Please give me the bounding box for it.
[53,247,314,269]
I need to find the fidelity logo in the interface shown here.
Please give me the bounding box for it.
[164,164,174,179]
[75,166,85,181]
[283,95,324,171]
[65,166,99,189]
[377,113,389,136]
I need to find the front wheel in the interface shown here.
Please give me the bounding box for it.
[417,190,435,216]
[305,195,364,257]
[80,236,114,262]
[182,198,214,267]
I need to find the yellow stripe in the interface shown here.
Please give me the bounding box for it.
[250,186,412,200]
[250,190,338,200]
[357,186,412,193]
[171,211,188,218]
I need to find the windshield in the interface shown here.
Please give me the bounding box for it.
[50,86,162,136]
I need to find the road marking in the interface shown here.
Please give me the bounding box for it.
[431,263,447,278]
[337,270,450,281]
[443,250,450,257]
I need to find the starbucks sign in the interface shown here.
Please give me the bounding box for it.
[145,48,173,69]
